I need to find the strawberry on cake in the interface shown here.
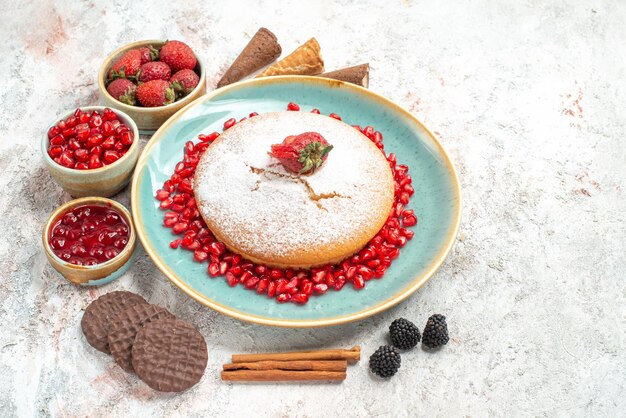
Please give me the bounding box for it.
[193,111,395,269]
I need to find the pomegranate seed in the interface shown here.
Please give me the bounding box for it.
[172,222,188,234]
[359,266,374,280]
[313,283,328,294]
[62,127,76,138]
[249,112,259,117]
[276,293,292,303]
[257,278,269,294]
[229,266,243,277]
[160,198,173,209]
[310,108,320,114]
[103,150,121,164]
[170,239,181,249]
[50,134,65,145]
[334,277,346,290]
[301,280,313,295]
[75,162,89,170]
[270,269,283,279]
[292,293,308,304]
[353,275,365,289]
[208,262,220,276]
[244,276,260,289]
[48,145,64,158]
[89,114,103,128]
[156,189,170,201]
[275,279,288,295]
[400,228,415,239]
[101,136,115,149]
[287,102,300,111]
[363,126,374,138]
[402,215,417,227]
[194,250,208,262]
[267,281,277,298]
[58,153,74,168]
[219,261,228,275]
[373,131,383,142]
[120,131,134,146]
[311,269,326,283]
[374,266,386,278]
[208,242,225,255]
[48,126,61,139]
[223,118,236,130]
[399,192,410,204]
[101,108,116,121]
[73,148,88,162]
[226,272,238,286]
[346,266,357,280]
[329,113,341,120]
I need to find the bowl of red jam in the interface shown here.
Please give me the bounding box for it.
[42,106,140,197]
[42,197,136,285]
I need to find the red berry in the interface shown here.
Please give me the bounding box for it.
[108,49,142,80]
[170,69,200,96]
[136,80,176,107]
[269,132,333,174]
[159,40,197,72]
[138,61,171,82]
[106,79,137,105]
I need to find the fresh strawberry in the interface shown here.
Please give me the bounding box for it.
[138,61,171,82]
[108,49,142,80]
[159,40,197,72]
[269,132,333,174]
[136,80,175,107]
[106,79,137,105]
[138,46,159,64]
[170,69,200,97]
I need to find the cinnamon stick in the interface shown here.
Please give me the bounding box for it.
[223,360,347,372]
[231,346,360,364]
[221,370,346,382]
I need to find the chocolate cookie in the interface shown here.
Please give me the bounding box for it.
[132,318,208,392]
[81,291,146,353]
[107,304,174,372]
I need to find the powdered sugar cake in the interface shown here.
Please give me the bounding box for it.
[193,111,394,269]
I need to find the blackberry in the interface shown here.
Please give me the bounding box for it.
[389,318,421,349]
[422,314,449,349]
[369,345,401,378]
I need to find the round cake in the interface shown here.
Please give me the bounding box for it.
[193,111,395,269]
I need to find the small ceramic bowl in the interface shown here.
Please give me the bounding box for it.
[42,197,137,286]
[98,40,207,131]
[42,106,140,197]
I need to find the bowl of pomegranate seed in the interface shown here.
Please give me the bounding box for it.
[42,106,140,197]
[98,40,206,131]
[42,197,137,285]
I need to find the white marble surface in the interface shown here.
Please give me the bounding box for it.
[1,0,625,416]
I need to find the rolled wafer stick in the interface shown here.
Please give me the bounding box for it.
[319,63,370,87]
[257,38,324,77]
[221,370,346,382]
[223,360,347,372]
[231,346,360,364]
[217,28,282,88]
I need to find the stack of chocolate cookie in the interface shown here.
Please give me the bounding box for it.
[81,290,208,393]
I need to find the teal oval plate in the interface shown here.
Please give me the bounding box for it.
[131,76,461,327]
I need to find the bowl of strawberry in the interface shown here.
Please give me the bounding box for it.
[42,106,140,197]
[42,197,137,285]
[98,40,206,131]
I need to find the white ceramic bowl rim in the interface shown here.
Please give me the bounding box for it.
[41,105,140,175]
